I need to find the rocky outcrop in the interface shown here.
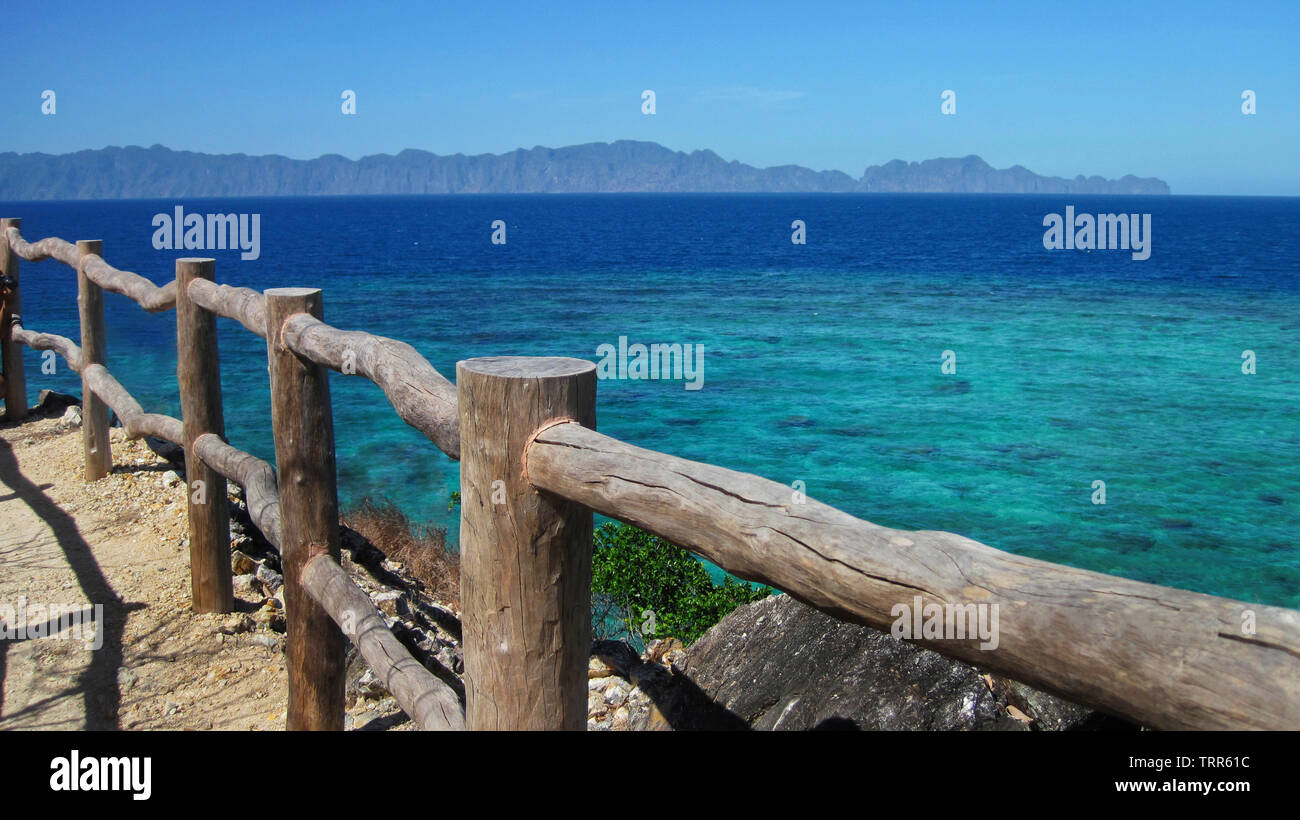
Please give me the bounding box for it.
[591,594,1138,731]
[33,389,81,414]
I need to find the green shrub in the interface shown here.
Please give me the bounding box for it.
[591,521,772,647]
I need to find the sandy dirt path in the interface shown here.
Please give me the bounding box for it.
[0,412,291,730]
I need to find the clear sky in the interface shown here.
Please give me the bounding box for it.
[2,0,1297,195]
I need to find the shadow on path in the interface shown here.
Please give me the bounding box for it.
[0,428,141,729]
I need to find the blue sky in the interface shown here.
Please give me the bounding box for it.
[2,0,1297,194]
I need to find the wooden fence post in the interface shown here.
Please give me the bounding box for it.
[77,240,112,480]
[1,217,26,421]
[176,258,232,613]
[265,287,344,730]
[457,356,596,730]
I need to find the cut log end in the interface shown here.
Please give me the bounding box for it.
[458,355,595,380]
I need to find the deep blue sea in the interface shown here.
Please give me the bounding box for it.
[5,194,1298,608]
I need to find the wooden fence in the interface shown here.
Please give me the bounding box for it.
[1,217,1298,731]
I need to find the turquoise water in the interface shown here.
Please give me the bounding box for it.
[6,194,1298,608]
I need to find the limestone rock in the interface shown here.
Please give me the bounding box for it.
[59,406,82,428]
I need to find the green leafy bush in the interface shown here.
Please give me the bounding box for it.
[591,521,772,647]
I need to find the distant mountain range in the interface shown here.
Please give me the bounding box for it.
[0,141,1170,199]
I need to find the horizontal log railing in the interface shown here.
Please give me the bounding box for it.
[1,218,1297,732]
[523,422,1300,731]
[0,223,463,730]
[185,278,460,458]
[5,226,177,312]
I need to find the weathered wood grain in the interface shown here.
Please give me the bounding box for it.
[177,258,232,613]
[192,433,282,550]
[81,364,185,444]
[4,226,176,312]
[76,240,112,481]
[10,325,84,371]
[281,313,460,459]
[458,357,596,730]
[266,287,346,731]
[79,255,176,313]
[302,554,465,731]
[524,422,1300,731]
[189,281,460,457]
[3,225,77,266]
[10,322,184,446]
[186,278,267,338]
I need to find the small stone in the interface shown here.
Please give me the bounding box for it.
[373,591,402,617]
[117,668,138,690]
[59,406,83,428]
[610,705,631,731]
[604,683,628,706]
[231,550,258,576]
[160,470,182,488]
[352,668,388,699]
[252,604,279,628]
[255,564,283,593]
